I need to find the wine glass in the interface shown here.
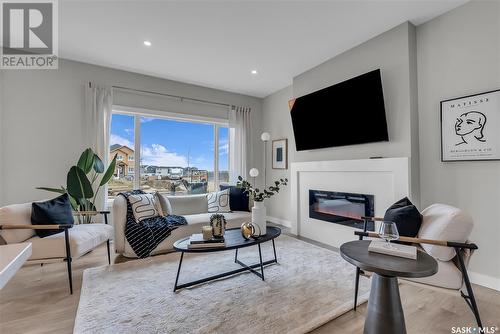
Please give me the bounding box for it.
[378,221,399,248]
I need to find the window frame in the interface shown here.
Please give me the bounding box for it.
[111,105,230,193]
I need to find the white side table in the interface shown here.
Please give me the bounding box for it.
[0,243,32,289]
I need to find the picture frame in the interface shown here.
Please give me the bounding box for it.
[440,89,500,162]
[272,139,288,169]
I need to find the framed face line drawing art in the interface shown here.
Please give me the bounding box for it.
[440,89,500,162]
[272,139,288,169]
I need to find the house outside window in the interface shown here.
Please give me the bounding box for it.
[108,111,229,198]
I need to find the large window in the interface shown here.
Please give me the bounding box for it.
[109,114,135,197]
[218,126,229,184]
[108,111,229,198]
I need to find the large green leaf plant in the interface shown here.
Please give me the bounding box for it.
[38,148,117,223]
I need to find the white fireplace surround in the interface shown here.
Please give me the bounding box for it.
[290,158,411,249]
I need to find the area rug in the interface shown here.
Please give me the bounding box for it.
[74,235,370,334]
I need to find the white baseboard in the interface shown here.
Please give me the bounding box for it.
[469,271,500,291]
[266,216,292,228]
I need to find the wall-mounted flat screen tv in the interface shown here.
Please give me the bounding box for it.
[290,69,388,151]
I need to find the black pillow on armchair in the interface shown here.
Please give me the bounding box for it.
[31,193,74,238]
[383,197,422,244]
[219,185,250,212]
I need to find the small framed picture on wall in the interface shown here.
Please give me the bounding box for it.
[272,139,288,169]
[441,89,500,162]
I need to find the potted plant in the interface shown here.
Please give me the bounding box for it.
[236,172,288,234]
[37,148,117,223]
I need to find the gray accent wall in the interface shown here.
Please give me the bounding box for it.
[263,21,420,221]
[417,0,500,285]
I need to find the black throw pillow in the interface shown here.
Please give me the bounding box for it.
[31,193,74,238]
[383,197,422,245]
[220,185,250,212]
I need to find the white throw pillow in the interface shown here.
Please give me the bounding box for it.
[128,193,162,223]
[207,189,231,213]
[0,202,35,243]
[418,204,473,261]
[154,192,172,215]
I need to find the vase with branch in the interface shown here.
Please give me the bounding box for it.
[236,173,288,234]
[37,148,117,224]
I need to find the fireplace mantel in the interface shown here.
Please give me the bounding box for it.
[290,158,412,248]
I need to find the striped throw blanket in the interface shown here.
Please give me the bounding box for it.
[119,190,187,258]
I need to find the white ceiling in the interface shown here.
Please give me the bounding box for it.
[60,0,468,98]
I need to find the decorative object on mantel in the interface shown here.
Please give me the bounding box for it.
[441,89,500,161]
[237,173,288,235]
[261,132,271,188]
[37,148,117,223]
[210,214,226,237]
[240,221,261,240]
[272,138,288,169]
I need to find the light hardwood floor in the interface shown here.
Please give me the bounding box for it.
[1,240,499,334]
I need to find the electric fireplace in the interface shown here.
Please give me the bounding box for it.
[309,190,375,231]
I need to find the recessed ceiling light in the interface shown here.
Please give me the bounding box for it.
[143,40,152,47]
[251,69,258,75]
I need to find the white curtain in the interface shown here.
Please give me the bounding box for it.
[229,106,252,184]
[85,83,113,210]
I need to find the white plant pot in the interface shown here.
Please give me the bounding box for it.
[252,201,267,235]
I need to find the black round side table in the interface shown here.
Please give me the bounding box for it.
[340,240,438,334]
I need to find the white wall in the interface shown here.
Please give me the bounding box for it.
[417,0,500,289]
[0,59,262,206]
[263,22,420,225]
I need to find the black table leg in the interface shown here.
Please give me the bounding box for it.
[272,239,277,262]
[258,243,265,281]
[173,252,184,292]
[364,273,406,334]
[174,240,279,291]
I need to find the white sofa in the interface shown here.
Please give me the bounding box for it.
[113,193,251,258]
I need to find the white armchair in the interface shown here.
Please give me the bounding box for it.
[353,203,482,327]
[0,202,113,294]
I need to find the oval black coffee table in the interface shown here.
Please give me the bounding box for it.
[172,226,281,292]
[340,240,438,334]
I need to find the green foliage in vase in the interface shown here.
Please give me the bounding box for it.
[37,148,117,223]
[236,176,288,202]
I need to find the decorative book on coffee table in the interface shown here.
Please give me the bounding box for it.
[188,234,226,249]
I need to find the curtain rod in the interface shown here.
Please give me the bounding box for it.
[110,85,231,108]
